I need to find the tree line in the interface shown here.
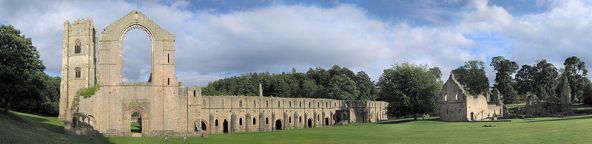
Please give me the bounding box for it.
[202,65,378,100]
[455,56,592,105]
[0,25,61,116]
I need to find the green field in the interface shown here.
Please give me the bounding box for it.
[2,111,592,144]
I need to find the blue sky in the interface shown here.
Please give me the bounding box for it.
[1,0,591,86]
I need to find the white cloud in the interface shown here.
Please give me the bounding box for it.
[4,0,592,86]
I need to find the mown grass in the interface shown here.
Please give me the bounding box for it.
[3,111,592,144]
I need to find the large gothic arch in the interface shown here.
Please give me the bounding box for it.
[99,10,177,86]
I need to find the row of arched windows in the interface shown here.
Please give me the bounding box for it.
[232,100,338,108]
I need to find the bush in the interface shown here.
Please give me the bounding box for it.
[79,85,100,98]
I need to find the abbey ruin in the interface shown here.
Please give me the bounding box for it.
[58,11,388,137]
[438,74,504,121]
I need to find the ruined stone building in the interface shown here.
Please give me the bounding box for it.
[526,77,572,115]
[438,74,504,121]
[58,11,389,136]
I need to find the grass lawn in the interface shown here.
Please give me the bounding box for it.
[3,111,592,144]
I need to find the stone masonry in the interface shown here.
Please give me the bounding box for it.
[58,11,389,136]
[438,74,504,121]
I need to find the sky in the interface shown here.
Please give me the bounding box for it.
[1,0,591,86]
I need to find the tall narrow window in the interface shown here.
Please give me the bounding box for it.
[74,40,81,54]
[74,67,81,78]
[167,78,170,85]
[167,53,170,63]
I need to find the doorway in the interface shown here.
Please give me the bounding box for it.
[275,120,282,130]
[130,112,142,133]
[223,119,229,133]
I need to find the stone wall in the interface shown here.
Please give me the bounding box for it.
[439,74,504,122]
[192,94,388,134]
[61,11,389,137]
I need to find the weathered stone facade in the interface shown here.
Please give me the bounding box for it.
[58,11,389,137]
[438,74,504,121]
[526,77,572,115]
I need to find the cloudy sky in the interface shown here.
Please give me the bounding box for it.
[0,0,591,86]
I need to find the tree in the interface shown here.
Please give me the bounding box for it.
[378,63,441,120]
[533,60,559,101]
[355,71,377,100]
[562,56,587,102]
[515,65,536,100]
[0,25,45,112]
[581,79,592,105]
[327,74,359,100]
[490,56,519,103]
[452,60,489,95]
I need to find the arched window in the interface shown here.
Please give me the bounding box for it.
[289,117,292,123]
[266,117,269,124]
[299,116,302,123]
[253,100,256,107]
[253,117,257,125]
[215,119,219,126]
[278,101,280,107]
[74,39,81,54]
[239,101,243,108]
[444,94,448,101]
[239,118,243,125]
[266,101,269,107]
[74,67,81,78]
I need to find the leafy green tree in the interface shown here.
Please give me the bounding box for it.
[355,71,377,100]
[490,56,519,103]
[515,65,536,100]
[378,63,441,120]
[533,60,559,101]
[327,74,360,100]
[562,56,587,102]
[581,79,592,105]
[0,25,45,112]
[452,60,489,95]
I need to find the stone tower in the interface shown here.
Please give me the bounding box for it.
[58,18,97,120]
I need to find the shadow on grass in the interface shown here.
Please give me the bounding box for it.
[527,115,592,123]
[9,111,113,144]
[16,112,64,133]
[378,117,442,124]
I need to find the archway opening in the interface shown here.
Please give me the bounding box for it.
[307,119,312,128]
[201,121,207,131]
[130,112,142,133]
[223,119,229,133]
[275,120,282,130]
[122,28,152,82]
[325,118,329,126]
